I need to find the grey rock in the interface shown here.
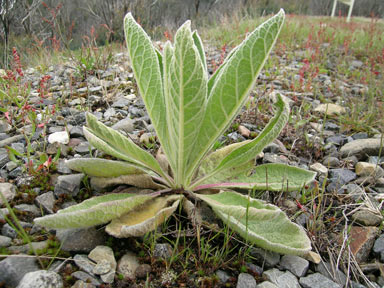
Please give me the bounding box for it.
[8,240,48,254]
[0,256,40,287]
[8,166,23,178]
[326,135,347,146]
[93,259,111,275]
[250,248,280,268]
[327,169,357,192]
[299,273,342,288]
[112,117,134,133]
[324,122,340,132]
[351,281,367,288]
[256,282,278,288]
[0,235,12,247]
[340,138,383,160]
[246,262,263,276]
[216,270,231,284]
[71,280,97,288]
[103,108,116,119]
[56,227,106,252]
[263,153,289,164]
[0,133,7,141]
[35,191,56,214]
[373,234,384,262]
[13,204,41,216]
[0,182,17,205]
[16,270,63,288]
[153,243,173,259]
[135,264,152,279]
[11,142,25,154]
[236,273,256,288]
[263,268,300,288]
[54,174,84,197]
[337,183,364,200]
[0,120,12,133]
[89,245,116,283]
[353,132,369,140]
[368,156,384,165]
[0,152,9,167]
[6,161,18,172]
[117,251,139,279]
[112,97,131,108]
[263,143,281,154]
[74,254,96,274]
[71,271,101,286]
[74,142,92,154]
[0,207,9,220]
[100,271,114,284]
[280,255,309,277]
[352,210,383,226]
[315,262,346,286]
[70,126,84,137]
[2,223,18,238]
[56,159,72,174]
[128,106,143,117]
[0,134,24,148]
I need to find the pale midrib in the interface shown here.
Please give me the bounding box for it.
[176,46,185,187]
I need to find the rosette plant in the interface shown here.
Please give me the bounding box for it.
[35,9,316,256]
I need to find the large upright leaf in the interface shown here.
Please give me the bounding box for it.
[34,193,154,229]
[197,190,311,256]
[166,20,208,185]
[85,113,172,185]
[124,13,171,168]
[185,10,285,184]
[194,163,316,191]
[190,93,289,188]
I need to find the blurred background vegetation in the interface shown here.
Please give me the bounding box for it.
[1,0,383,68]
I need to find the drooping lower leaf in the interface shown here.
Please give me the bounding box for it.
[195,163,316,191]
[66,158,148,178]
[106,195,182,237]
[34,193,154,229]
[197,190,311,256]
[90,174,166,191]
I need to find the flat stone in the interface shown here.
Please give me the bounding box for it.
[2,223,18,238]
[0,120,12,133]
[348,226,378,263]
[93,259,111,275]
[112,117,134,133]
[310,162,328,175]
[314,103,346,115]
[337,184,364,200]
[322,156,340,168]
[8,240,49,254]
[256,281,278,288]
[14,204,41,216]
[74,254,96,274]
[69,126,84,137]
[100,270,115,284]
[315,261,347,285]
[117,251,140,279]
[112,97,131,108]
[352,210,383,226]
[56,227,106,252]
[0,235,12,247]
[373,234,384,262]
[340,138,383,160]
[0,256,40,287]
[35,191,56,214]
[250,248,280,268]
[280,255,309,277]
[153,243,173,259]
[355,162,384,177]
[74,142,92,154]
[71,271,101,286]
[135,264,152,279]
[16,270,63,288]
[54,174,84,197]
[0,183,17,205]
[71,280,97,288]
[89,245,116,269]
[216,270,231,284]
[263,153,289,164]
[329,169,357,184]
[48,131,69,145]
[263,268,300,288]
[299,273,342,288]
[236,273,256,288]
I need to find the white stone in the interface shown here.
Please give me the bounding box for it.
[48,131,69,145]
[355,162,384,177]
[310,162,328,175]
[0,183,17,205]
[117,251,139,279]
[314,103,346,115]
[16,270,63,288]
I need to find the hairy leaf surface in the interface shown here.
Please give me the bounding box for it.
[106,195,182,237]
[66,158,147,178]
[34,193,154,229]
[186,9,285,184]
[197,190,311,255]
[167,20,207,184]
[195,163,316,191]
[85,113,171,184]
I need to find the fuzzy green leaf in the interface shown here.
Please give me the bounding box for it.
[195,163,316,191]
[166,20,208,184]
[197,190,311,256]
[106,195,182,237]
[85,113,171,184]
[34,193,154,229]
[66,158,147,178]
[185,10,285,184]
